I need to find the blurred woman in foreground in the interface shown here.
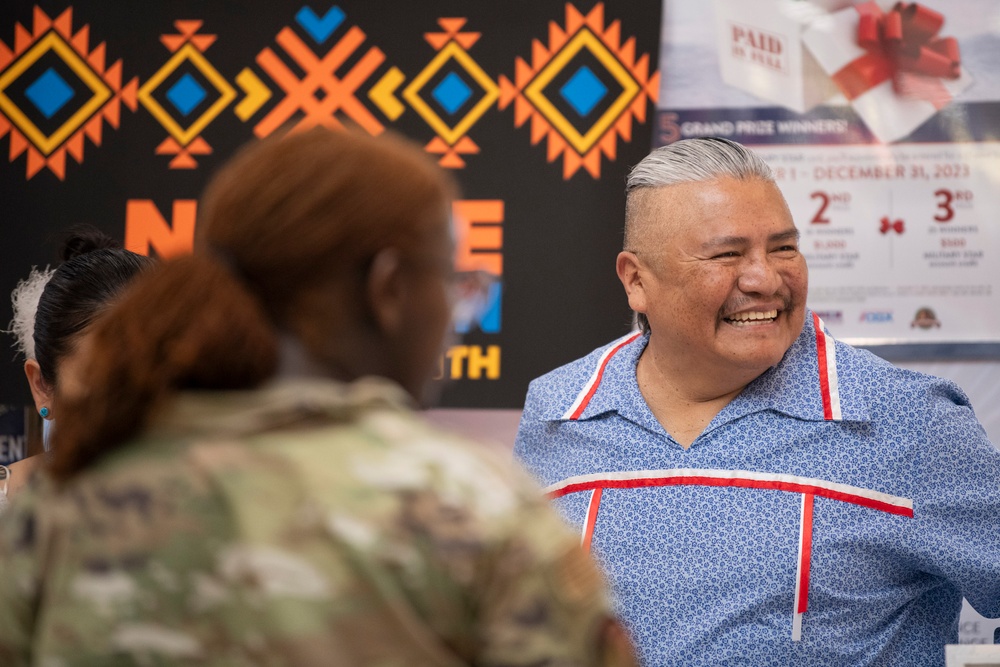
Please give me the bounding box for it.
[2,228,152,500]
[0,128,634,666]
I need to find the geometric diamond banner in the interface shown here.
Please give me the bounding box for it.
[138,21,233,169]
[499,3,659,179]
[405,18,498,168]
[0,7,138,179]
[0,1,661,411]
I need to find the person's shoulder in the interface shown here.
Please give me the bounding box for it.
[229,400,552,539]
[38,432,252,558]
[3,455,45,500]
[830,341,990,459]
[833,339,972,408]
[359,406,541,499]
[524,332,643,413]
[0,469,50,548]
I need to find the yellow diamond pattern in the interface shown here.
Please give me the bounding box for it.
[0,32,112,155]
[138,42,236,146]
[403,41,498,146]
[524,28,640,155]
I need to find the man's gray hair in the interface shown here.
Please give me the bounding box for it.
[624,138,775,334]
[627,137,773,195]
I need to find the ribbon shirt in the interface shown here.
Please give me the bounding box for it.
[514,311,1000,666]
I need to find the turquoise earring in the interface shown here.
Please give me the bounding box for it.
[39,407,50,419]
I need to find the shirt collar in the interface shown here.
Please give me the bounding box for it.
[569,332,665,433]
[718,312,868,425]
[566,311,869,426]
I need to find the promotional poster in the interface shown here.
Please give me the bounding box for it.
[657,0,1000,353]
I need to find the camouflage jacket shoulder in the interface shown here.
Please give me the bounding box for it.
[0,377,633,666]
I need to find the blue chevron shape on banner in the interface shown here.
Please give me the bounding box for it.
[295,6,345,44]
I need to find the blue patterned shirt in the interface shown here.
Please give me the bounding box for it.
[514,311,1000,666]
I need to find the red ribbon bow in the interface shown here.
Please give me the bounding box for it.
[857,3,961,81]
[880,217,905,234]
[834,2,961,106]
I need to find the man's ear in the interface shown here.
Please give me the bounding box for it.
[616,251,649,315]
[24,359,53,418]
[366,247,405,336]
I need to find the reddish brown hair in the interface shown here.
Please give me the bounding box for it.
[50,128,456,480]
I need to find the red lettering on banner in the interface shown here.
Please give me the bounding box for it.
[732,26,782,54]
[124,200,197,258]
[729,22,787,72]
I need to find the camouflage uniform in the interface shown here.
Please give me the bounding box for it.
[0,377,634,666]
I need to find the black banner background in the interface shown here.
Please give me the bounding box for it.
[0,0,660,417]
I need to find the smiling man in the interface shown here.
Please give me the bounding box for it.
[514,138,1000,666]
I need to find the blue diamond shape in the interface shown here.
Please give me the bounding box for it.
[166,73,207,117]
[432,72,473,116]
[25,68,75,119]
[560,66,608,117]
[296,6,345,44]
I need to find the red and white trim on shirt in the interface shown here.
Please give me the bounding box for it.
[581,487,603,552]
[792,493,815,641]
[564,316,841,423]
[550,468,913,643]
[561,331,643,420]
[561,319,859,640]
[546,468,913,517]
[813,312,842,421]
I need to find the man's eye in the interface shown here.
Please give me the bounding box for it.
[712,251,740,259]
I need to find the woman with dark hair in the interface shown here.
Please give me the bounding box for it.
[2,227,153,498]
[0,129,635,666]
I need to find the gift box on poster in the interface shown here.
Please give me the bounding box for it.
[711,0,857,113]
[802,2,972,143]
